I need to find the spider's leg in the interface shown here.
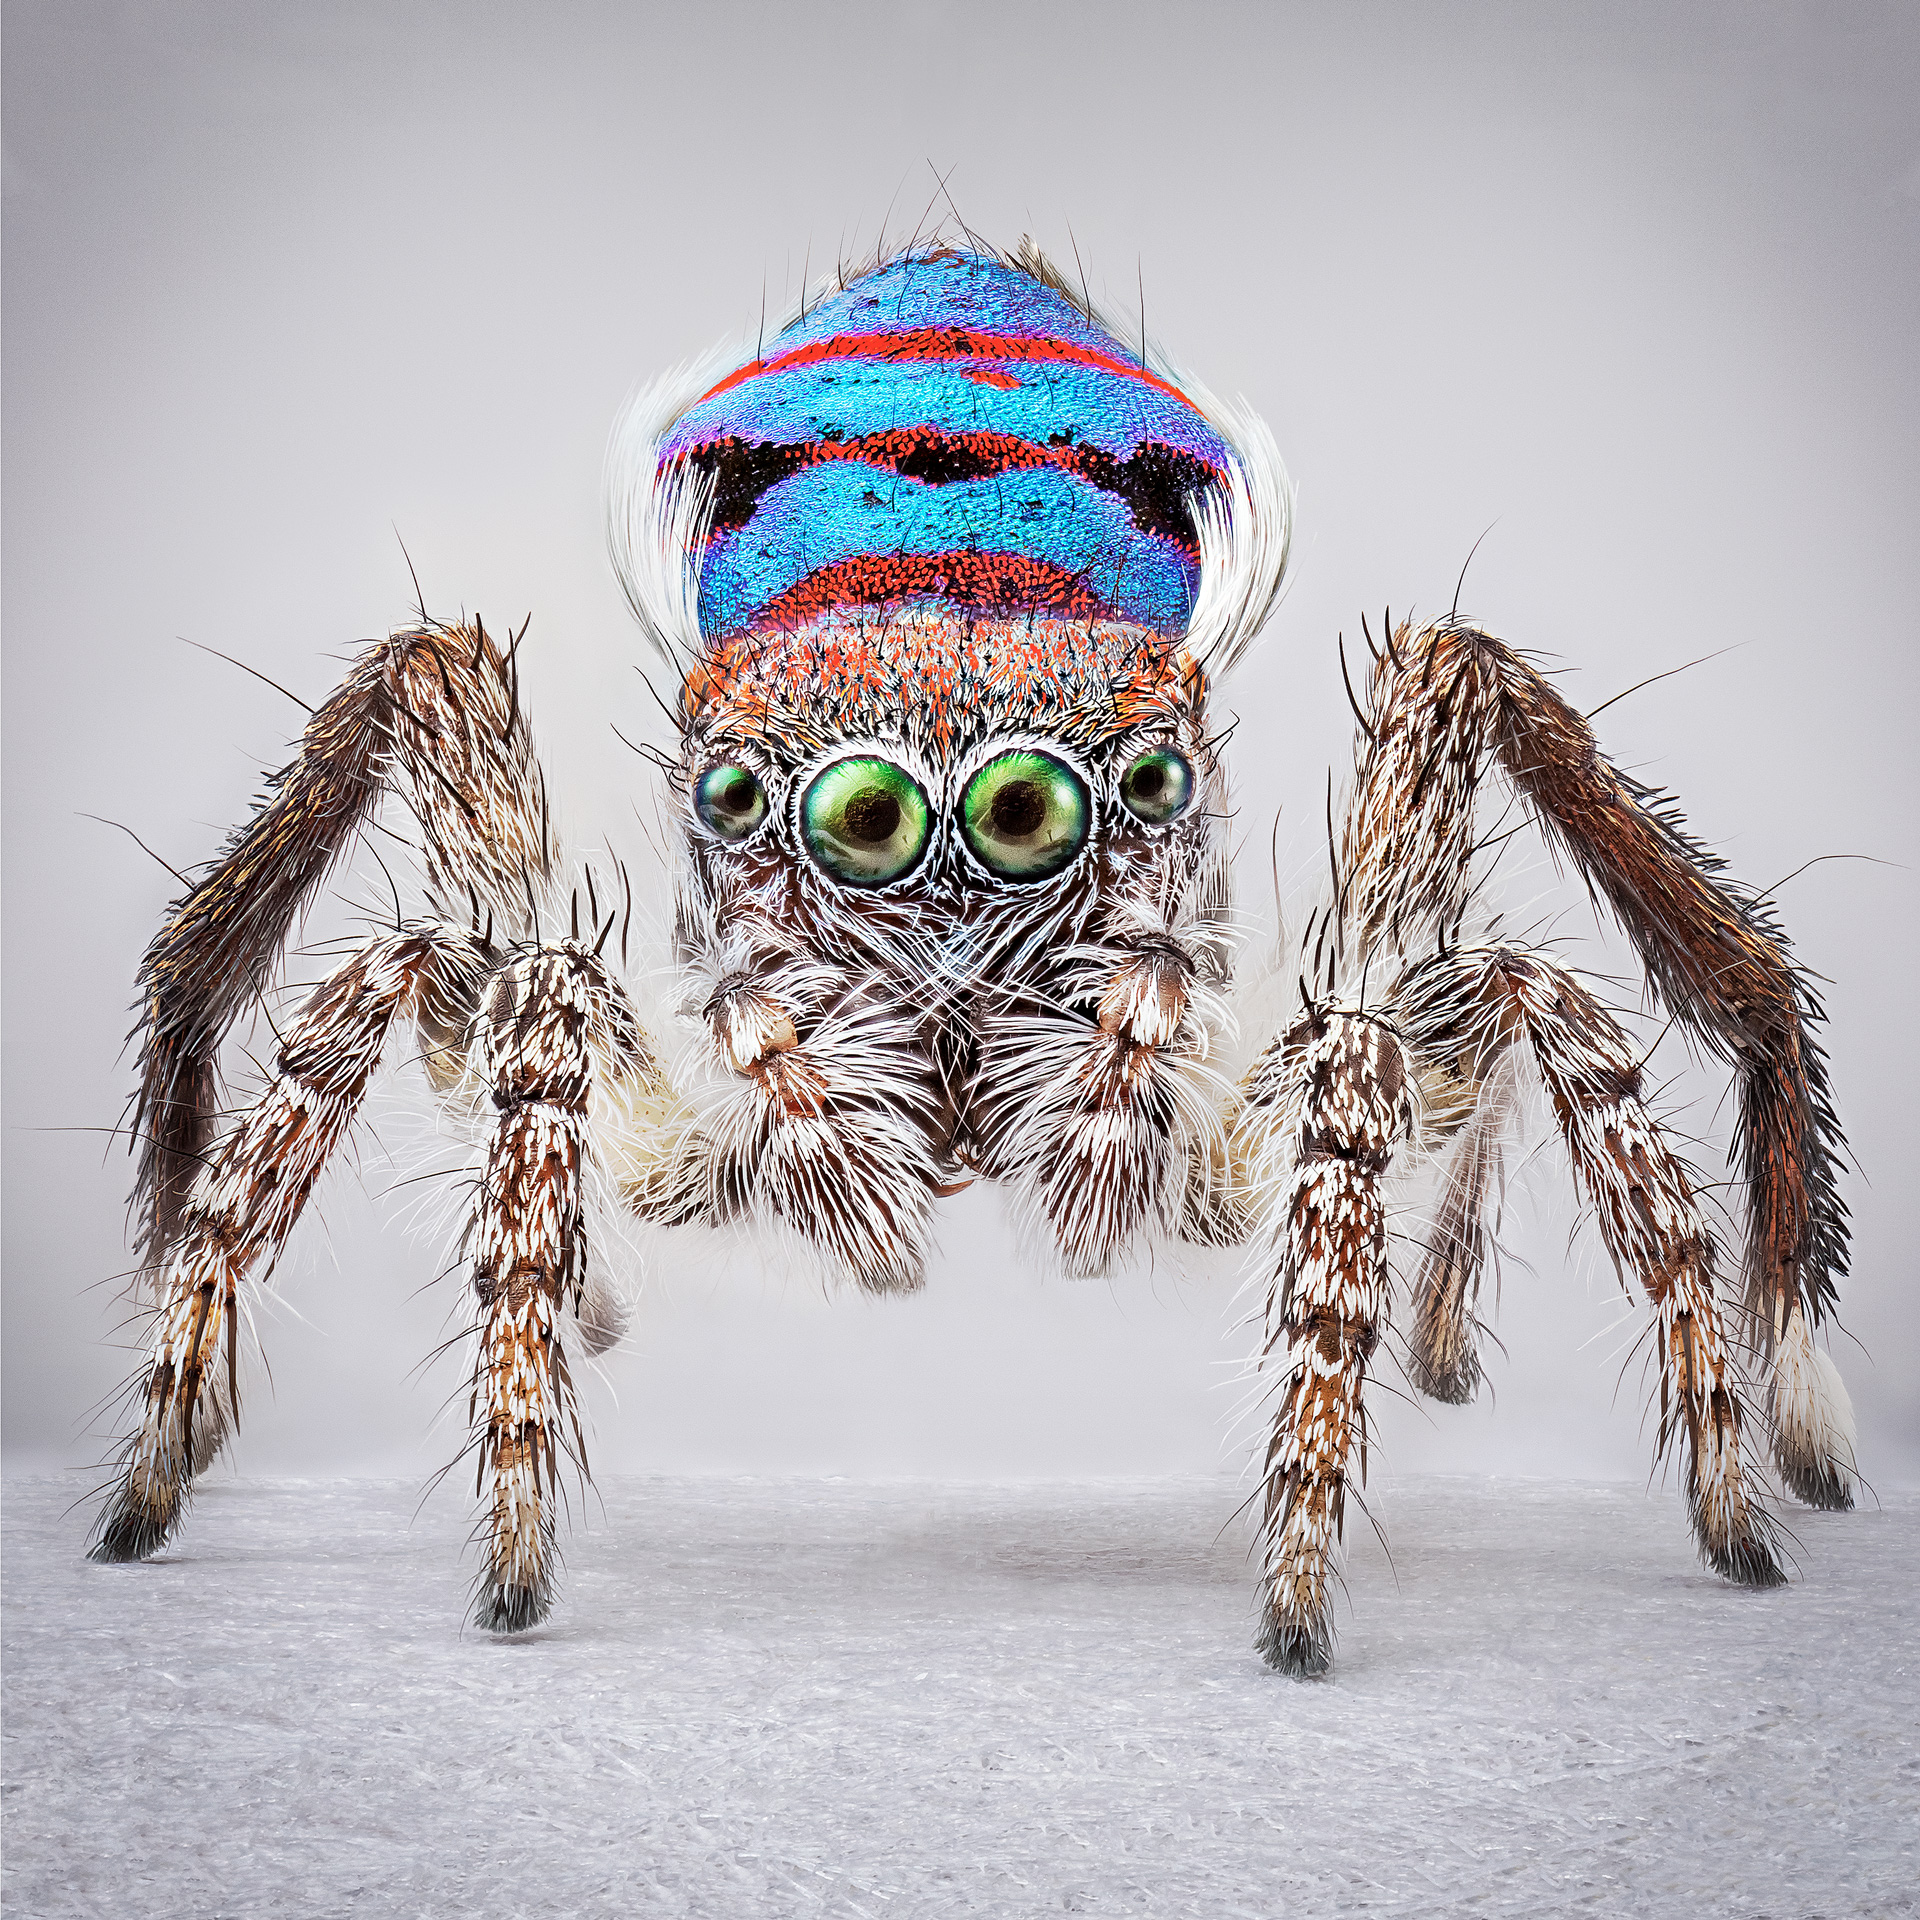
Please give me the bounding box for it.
[131,619,555,1278]
[93,927,486,1561]
[1247,1008,1415,1677]
[1403,1046,1523,1404]
[464,940,609,1632]
[1396,944,1784,1588]
[1340,619,1854,1508]
[459,933,699,1627]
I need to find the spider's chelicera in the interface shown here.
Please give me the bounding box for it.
[93,241,1858,1676]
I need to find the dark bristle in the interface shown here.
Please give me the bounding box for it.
[88,1503,173,1564]
[1776,1447,1855,1512]
[1256,1616,1332,1678]
[474,1578,553,1635]
[1705,1533,1790,1589]
[1407,1350,1480,1405]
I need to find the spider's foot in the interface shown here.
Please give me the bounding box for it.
[574,1283,629,1359]
[474,1575,555,1635]
[1256,1613,1333,1679]
[1697,1502,1789,1589]
[1707,1534,1789,1589]
[1777,1448,1856,1512]
[87,1492,178,1564]
[1406,1294,1483,1405]
[1770,1315,1858,1512]
[1407,1350,1480,1406]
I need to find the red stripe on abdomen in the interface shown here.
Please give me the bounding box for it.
[696,328,1196,408]
[756,553,1112,630]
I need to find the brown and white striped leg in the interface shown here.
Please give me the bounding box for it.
[464,931,690,1625]
[93,927,484,1562]
[132,618,555,1278]
[1252,1009,1414,1676]
[1395,944,1784,1587]
[1338,616,1852,1507]
[464,942,607,1632]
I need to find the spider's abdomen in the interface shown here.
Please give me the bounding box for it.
[660,250,1237,642]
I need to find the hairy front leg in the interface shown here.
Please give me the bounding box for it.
[1252,1009,1414,1676]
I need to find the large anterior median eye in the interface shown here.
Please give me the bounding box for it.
[801,757,931,885]
[961,750,1090,881]
[1118,747,1194,824]
[694,763,768,841]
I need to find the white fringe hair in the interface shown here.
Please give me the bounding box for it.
[1771,1301,1859,1485]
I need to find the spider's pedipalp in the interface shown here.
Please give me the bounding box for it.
[688,967,946,1295]
[977,957,1216,1276]
[973,862,1240,1276]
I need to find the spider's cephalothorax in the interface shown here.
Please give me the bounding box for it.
[94,241,1856,1674]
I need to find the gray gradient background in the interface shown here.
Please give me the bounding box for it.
[5,2,1916,1499]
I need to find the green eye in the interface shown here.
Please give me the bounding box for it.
[694,763,768,841]
[801,756,931,886]
[1119,748,1194,824]
[960,750,1089,881]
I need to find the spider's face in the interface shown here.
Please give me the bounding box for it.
[672,610,1225,1010]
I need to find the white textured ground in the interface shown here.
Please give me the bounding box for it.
[3,1475,1915,1919]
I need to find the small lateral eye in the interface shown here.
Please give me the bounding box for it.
[694,763,768,841]
[961,750,1090,881]
[1119,747,1194,825]
[801,756,931,886]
